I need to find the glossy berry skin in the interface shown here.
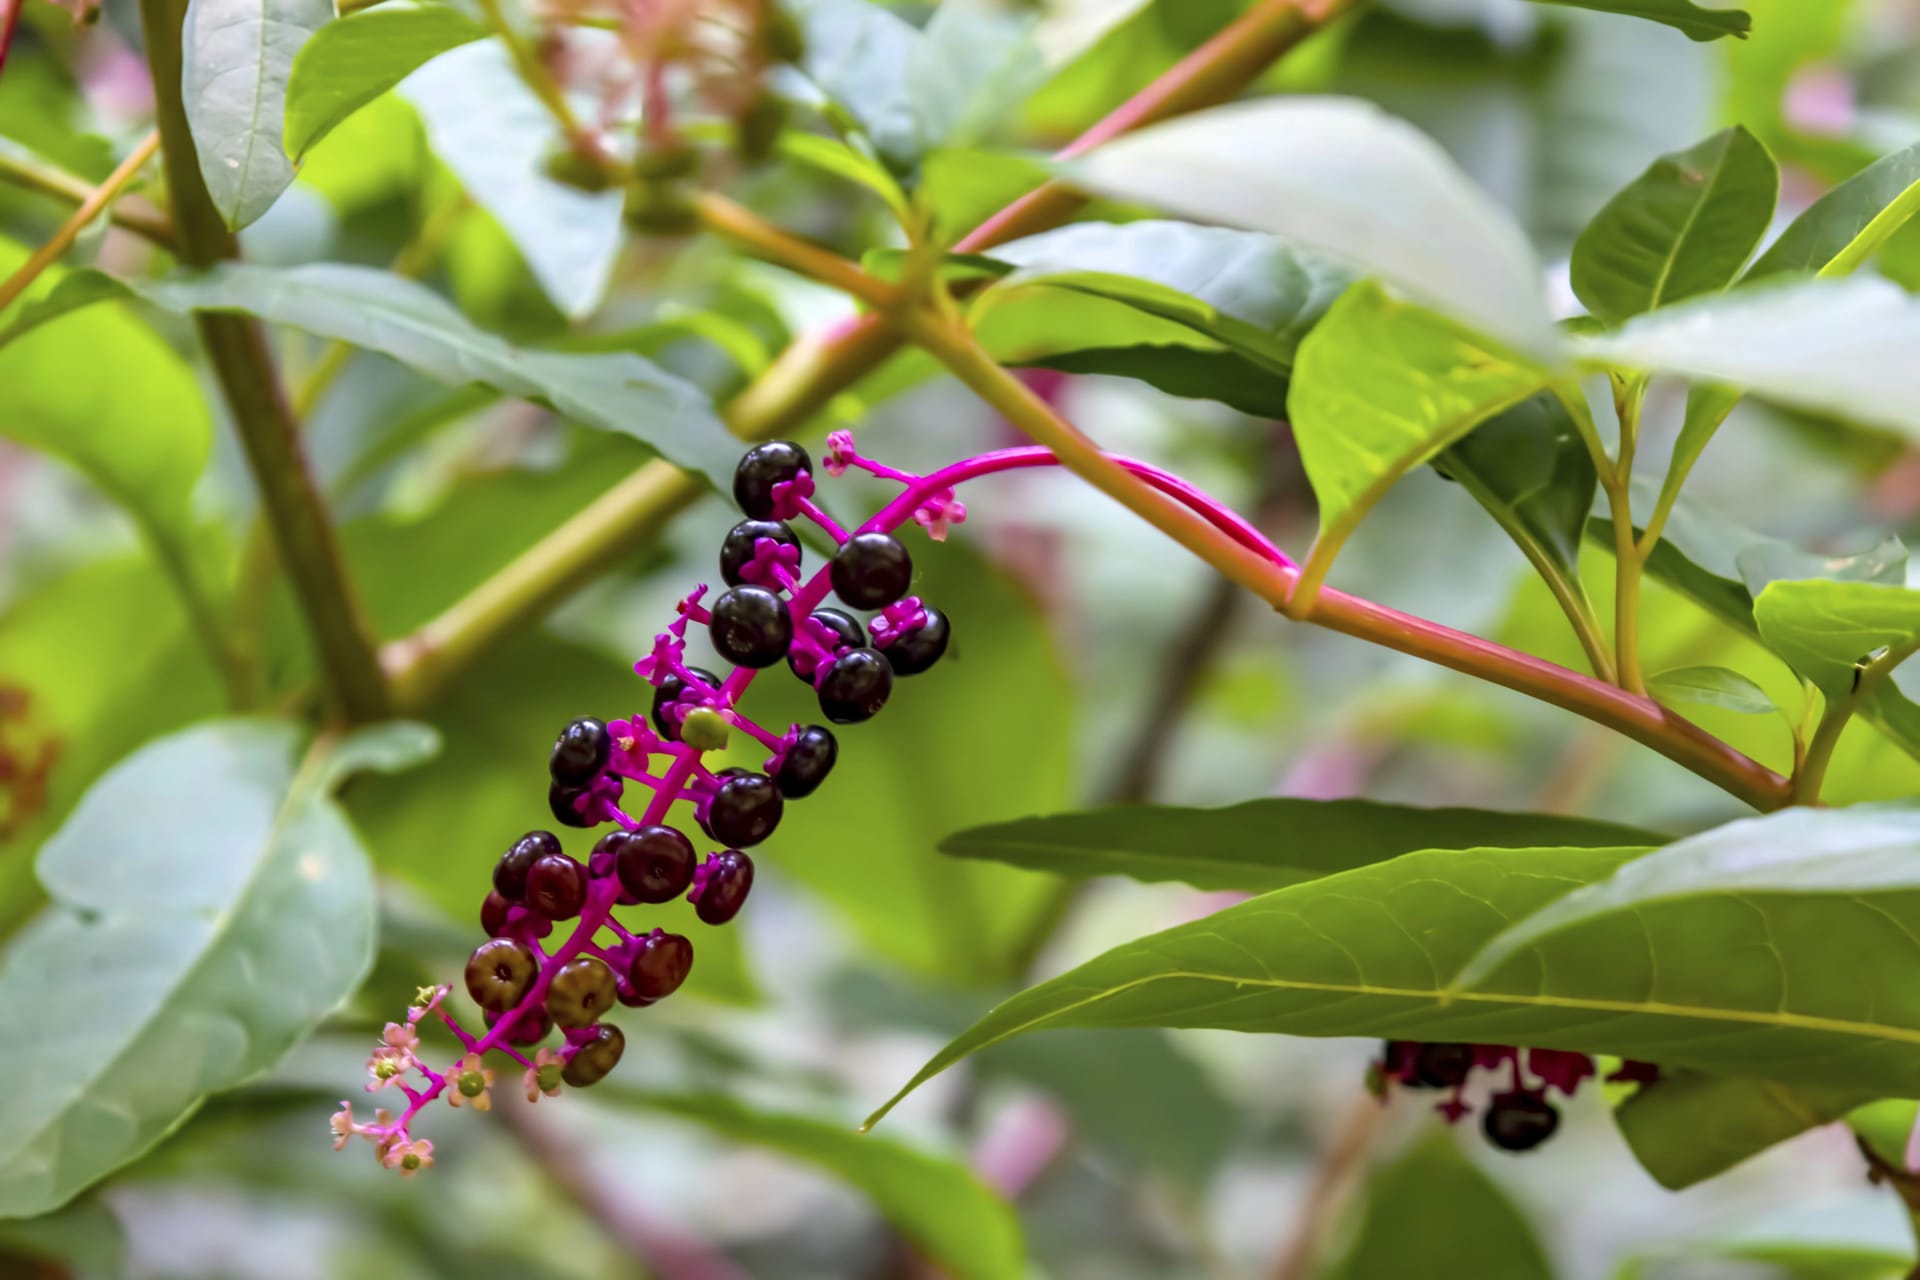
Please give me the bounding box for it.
[549,781,594,829]
[651,666,721,742]
[525,852,588,920]
[1411,1043,1476,1089]
[606,825,696,903]
[549,717,611,786]
[487,1002,553,1046]
[709,586,794,669]
[480,890,513,937]
[548,956,618,1028]
[708,772,784,847]
[1483,1092,1560,1152]
[789,608,865,680]
[733,441,811,519]
[818,648,892,723]
[830,533,912,609]
[562,1024,626,1087]
[627,930,694,1001]
[720,519,799,586]
[465,938,538,1012]
[883,605,950,676]
[494,830,561,900]
[775,725,837,799]
[694,850,754,925]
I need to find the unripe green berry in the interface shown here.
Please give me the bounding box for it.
[632,143,700,182]
[457,1070,487,1098]
[679,707,731,752]
[736,93,788,163]
[543,148,616,192]
[625,182,698,235]
[760,6,804,62]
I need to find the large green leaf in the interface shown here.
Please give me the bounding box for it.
[1614,1070,1872,1189]
[1524,0,1750,40]
[283,4,487,160]
[1647,665,1779,715]
[1570,127,1777,324]
[941,796,1661,892]
[1072,97,1561,358]
[1754,580,1920,699]
[1324,1136,1553,1280]
[606,1089,1025,1280]
[181,0,334,229]
[0,719,438,1216]
[1747,140,1920,282]
[1288,283,1549,565]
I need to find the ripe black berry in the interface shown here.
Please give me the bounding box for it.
[606,825,696,903]
[494,830,561,900]
[694,850,754,924]
[734,441,811,519]
[548,956,618,1028]
[789,608,866,681]
[1483,1092,1560,1152]
[480,890,512,937]
[720,519,800,586]
[651,666,721,741]
[883,605,950,676]
[708,772,783,847]
[830,532,913,609]
[818,648,892,723]
[549,780,595,828]
[627,930,694,1001]
[549,717,610,786]
[465,938,538,1012]
[525,852,588,920]
[710,586,795,669]
[1412,1043,1476,1090]
[562,1024,626,1087]
[775,725,837,798]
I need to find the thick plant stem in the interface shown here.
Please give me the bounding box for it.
[140,0,390,722]
[0,144,176,247]
[0,130,161,313]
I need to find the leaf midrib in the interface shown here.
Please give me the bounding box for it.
[1645,137,1732,312]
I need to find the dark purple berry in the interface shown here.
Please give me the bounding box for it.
[607,825,696,903]
[525,852,588,920]
[708,772,783,847]
[627,930,694,1001]
[465,937,538,1012]
[734,441,811,519]
[775,725,837,798]
[710,585,795,669]
[651,665,721,741]
[494,830,561,900]
[720,519,800,586]
[549,780,595,828]
[480,890,512,937]
[818,647,892,723]
[882,605,949,676]
[549,716,611,786]
[548,956,618,1028]
[1483,1091,1560,1152]
[789,608,865,681]
[1412,1043,1476,1089]
[487,1002,553,1045]
[830,532,912,609]
[562,1024,625,1087]
[694,850,754,924]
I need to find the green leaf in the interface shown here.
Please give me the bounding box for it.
[1747,140,1920,282]
[1754,580,1920,699]
[606,1090,1025,1280]
[1653,380,1741,524]
[1573,277,1920,437]
[0,719,438,1216]
[0,1196,125,1278]
[1615,1071,1874,1189]
[1523,0,1751,40]
[1324,1136,1553,1280]
[181,0,334,229]
[1571,127,1778,324]
[778,131,910,220]
[1072,97,1561,358]
[283,4,488,160]
[1648,665,1779,715]
[1024,345,1290,417]
[941,796,1662,892]
[1288,283,1550,567]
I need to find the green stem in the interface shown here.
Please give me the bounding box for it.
[1794,640,1920,804]
[1608,378,1648,696]
[139,0,389,722]
[0,139,177,248]
[143,517,249,709]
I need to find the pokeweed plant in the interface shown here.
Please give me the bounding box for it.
[9,0,1920,1272]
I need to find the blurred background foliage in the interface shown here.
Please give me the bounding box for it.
[4,0,1920,1276]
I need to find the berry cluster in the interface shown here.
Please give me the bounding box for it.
[332,431,958,1172]
[1375,1041,1660,1153]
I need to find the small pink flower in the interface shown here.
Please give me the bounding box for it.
[633,630,687,683]
[769,471,815,519]
[381,1136,436,1178]
[382,1022,420,1055]
[406,985,447,1025]
[330,1102,357,1151]
[365,1047,410,1092]
[913,490,966,541]
[824,430,857,477]
[447,1053,497,1112]
[525,1047,565,1103]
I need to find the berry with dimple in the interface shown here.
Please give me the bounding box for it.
[480,891,512,937]
[525,852,588,920]
[607,825,696,903]
[547,956,618,1028]
[720,519,799,586]
[881,605,950,676]
[465,938,538,1012]
[627,929,694,1001]
[652,666,721,741]
[734,441,811,519]
[549,781,594,828]
[494,830,561,900]
[562,1024,626,1087]
[1411,1043,1476,1089]
[549,717,610,786]
[692,850,754,924]
[818,648,892,723]
[708,772,784,847]
[789,608,865,681]
[710,586,794,669]
[1483,1091,1560,1152]
[775,725,837,798]
[830,532,913,609]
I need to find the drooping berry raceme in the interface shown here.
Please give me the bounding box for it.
[1374,1040,1658,1153]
